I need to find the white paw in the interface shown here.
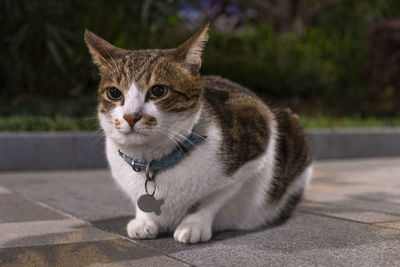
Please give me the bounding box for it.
[173,222,212,244]
[127,218,159,239]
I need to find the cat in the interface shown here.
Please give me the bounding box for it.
[84,24,312,244]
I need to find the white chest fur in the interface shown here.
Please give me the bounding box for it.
[106,122,225,231]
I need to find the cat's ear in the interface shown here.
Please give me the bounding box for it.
[84,30,125,68]
[174,23,210,73]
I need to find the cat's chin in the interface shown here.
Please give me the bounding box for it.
[107,129,153,146]
[121,128,148,137]
[119,131,152,145]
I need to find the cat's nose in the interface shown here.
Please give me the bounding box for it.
[123,112,142,127]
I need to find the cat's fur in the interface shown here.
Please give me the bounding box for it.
[84,24,312,243]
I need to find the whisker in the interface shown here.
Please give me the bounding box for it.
[159,127,187,142]
[104,49,121,77]
[156,128,185,154]
[91,128,105,146]
[169,125,202,137]
[169,125,211,145]
[158,127,199,148]
[97,51,119,78]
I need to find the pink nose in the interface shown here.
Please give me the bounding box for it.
[123,112,142,127]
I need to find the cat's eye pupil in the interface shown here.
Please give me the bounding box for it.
[150,85,167,98]
[107,87,122,100]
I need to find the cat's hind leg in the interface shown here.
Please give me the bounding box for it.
[266,164,313,224]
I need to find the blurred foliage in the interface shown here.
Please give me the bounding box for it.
[2,0,400,122]
[204,24,366,100]
[203,0,400,116]
[368,17,400,111]
[0,0,180,98]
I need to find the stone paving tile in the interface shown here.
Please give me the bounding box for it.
[354,192,400,205]
[0,219,116,248]
[0,183,187,266]
[302,157,400,218]
[375,221,400,230]
[135,212,400,267]
[0,170,133,221]
[0,239,189,267]
[1,158,400,266]
[299,197,400,217]
[0,184,12,194]
[0,193,66,223]
[91,257,190,267]
[323,211,400,224]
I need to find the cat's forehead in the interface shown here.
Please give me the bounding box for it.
[128,49,165,64]
[109,49,175,90]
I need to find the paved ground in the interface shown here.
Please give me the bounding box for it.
[1,157,400,266]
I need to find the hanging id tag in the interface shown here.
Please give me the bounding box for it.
[138,194,164,215]
[138,168,164,216]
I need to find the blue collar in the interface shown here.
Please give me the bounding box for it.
[118,133,207,174]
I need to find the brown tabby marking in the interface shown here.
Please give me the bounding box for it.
[269,190,304,225]
[113,119,121,129]
[98,96,117,114]
[187,202,200,215]
[146,60,202,114]
[202,76,272,174]
[268,108,312,205]
[142,114,157,128]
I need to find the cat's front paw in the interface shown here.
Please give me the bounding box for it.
[127,218,159,239]
[174,222,212,244]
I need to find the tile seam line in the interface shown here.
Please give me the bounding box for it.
[351,197,400,207]
[299,202,400,217]
[297,210,400,231]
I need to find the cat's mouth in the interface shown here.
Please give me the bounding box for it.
[121,127,150,137]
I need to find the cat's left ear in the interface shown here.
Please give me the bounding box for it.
[173,23,210,73]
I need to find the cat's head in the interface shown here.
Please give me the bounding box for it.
[85,25,209,146]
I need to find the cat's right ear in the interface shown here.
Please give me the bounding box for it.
[84,30,125,68]
[173,23,210,73]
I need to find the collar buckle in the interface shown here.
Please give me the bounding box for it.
[132,165,141,172]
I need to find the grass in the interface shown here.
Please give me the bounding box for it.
[0,114,400,131]
[300,115,400,128]
[0,115,98,131]
[0,97,99,131]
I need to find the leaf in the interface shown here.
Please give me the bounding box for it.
[46,24,74,58]
[46,38,65,72]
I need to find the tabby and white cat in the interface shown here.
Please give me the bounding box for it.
[85,24,312,243]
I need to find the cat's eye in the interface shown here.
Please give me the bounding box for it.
[107,87,123,101]
[148,85,168,99]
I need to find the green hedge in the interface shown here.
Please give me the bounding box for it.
[203,24,367,100]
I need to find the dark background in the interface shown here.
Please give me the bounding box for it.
[2,0,400,130]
